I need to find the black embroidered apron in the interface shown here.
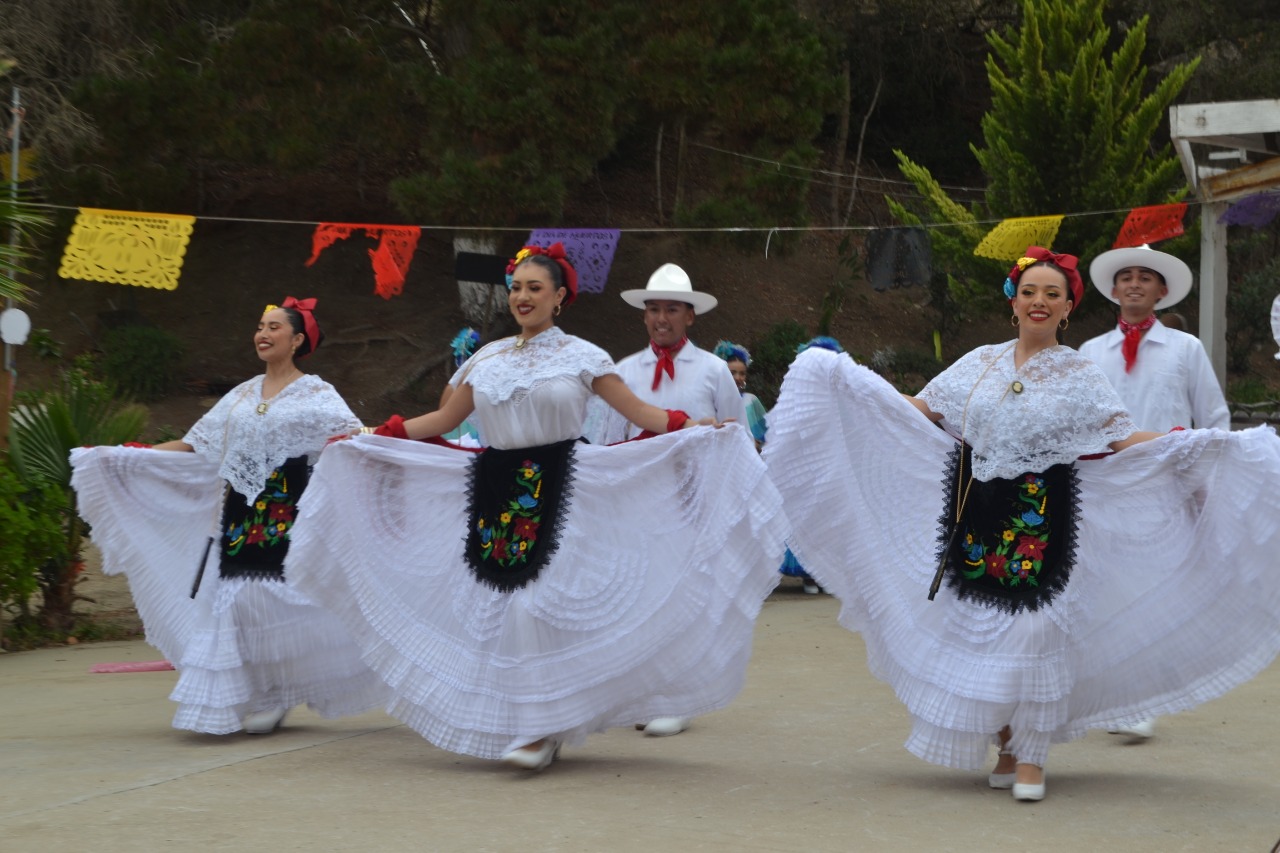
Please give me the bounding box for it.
[219,456,309,581]
[464,439,577,592]
[934,443,1079,613]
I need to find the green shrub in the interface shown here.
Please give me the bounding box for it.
[100,325,185,401]
[27,328,62,361]
[869,346,943,394]
[1226,377,1280,406]
[0,462,67,630]
[749,319,812,410]
[9,371,147,633]
[149,423,184,444]
[1226,258,1280,373]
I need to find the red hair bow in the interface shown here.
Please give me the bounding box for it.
[508,242,579,305]
[281,296,320,356]
[1008,246,1084,305]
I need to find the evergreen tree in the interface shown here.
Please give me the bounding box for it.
[621,0,836,230]
[889,0,1199,316]
[388,0,630,228]
[25,0,421,210]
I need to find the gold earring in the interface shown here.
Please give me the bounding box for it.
[1010,315,1019,327]
[1059,316,1069,331]
[554,303,562,316]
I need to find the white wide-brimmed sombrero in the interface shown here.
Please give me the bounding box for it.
[620,263,718,314]
[1088,245,1193,310]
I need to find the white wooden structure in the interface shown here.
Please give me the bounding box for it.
[1170,98,1280,387]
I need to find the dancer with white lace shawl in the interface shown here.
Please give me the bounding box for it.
[70,298,387,735]
[289,243,786,772]
[765,246,1280,802]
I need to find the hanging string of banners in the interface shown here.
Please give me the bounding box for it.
[37,195,1265,295]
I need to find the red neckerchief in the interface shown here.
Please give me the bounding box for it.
[650,336,689,390]
[1118,314,1157,373]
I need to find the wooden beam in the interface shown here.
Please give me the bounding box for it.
[1171,99,1280,141]
[1199,202,1229,390]
[1174,135,1198,190]
[1201,156,1280,201]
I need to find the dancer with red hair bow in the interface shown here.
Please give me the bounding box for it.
[765,246,1280,802]
[289,243,786,771]
[71,298,387,735]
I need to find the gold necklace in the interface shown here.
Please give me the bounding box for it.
[256,370,302,415]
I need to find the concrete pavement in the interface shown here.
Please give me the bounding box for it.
[2,589,1278,852]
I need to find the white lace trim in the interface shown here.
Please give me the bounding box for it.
[184,374,361,503]
[451,326,616,406]
[918,343,1136,481]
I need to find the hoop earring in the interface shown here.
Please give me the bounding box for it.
[554,303,562,316]
[1058,316,1069,331]
[1010,315,1019,327]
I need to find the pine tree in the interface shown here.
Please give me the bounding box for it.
[889,0,1200,314]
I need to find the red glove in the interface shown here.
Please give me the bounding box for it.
[373,415,409,439]
[633,409,691,441]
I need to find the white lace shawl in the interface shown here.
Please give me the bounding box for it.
[184,373,361,503]
[918,343,1136,481]
[447,327,616,448]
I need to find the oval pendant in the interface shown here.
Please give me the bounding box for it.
[514,337,526,349]
[255,402,269,415]
[1010,380,1024,394]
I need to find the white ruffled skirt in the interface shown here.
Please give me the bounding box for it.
[285,425,786,759]
[70,447,389,734]
[763,348,1280,770]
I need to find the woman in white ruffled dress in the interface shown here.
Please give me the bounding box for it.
[71,298,388,735]
[287,243,786,771]
[764,246,1280,802]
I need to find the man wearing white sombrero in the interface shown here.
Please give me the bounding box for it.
[1080,245,1229,434]
[589,263,747,448]
[1080,245,1230,743]
[585,263,747,737]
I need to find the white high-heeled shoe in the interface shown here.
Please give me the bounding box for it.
[1012,765,1046,802]
[1107,718,1156,742]
[243,707,288,734]
[988,750,1016,789]
[501,739,561,771]
[1012,780,1046,801]
[643,717,690,737]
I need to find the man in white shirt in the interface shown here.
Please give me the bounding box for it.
[589,263,747,738]
[1270,293,1280,361]
[589,263,747,446]
[1080,245,1230,744]
[1080,245,1229,433]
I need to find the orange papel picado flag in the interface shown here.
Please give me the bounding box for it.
[57,208,196,290]
[974,215,1065,261]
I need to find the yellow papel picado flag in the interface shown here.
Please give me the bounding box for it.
[58,208,196,290]
[974,215,1065,261]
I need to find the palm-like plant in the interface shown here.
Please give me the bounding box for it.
[9,373,147,631]
[0,59,47,304]
[0,194,47,303]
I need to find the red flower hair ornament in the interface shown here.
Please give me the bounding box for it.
[1002,246,1084,306]
[263,297,321,357]
[505,242,579,305]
